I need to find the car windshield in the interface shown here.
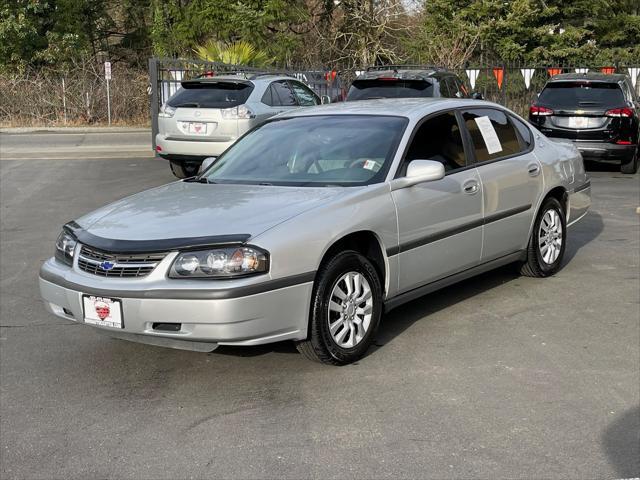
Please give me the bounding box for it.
[347,79,434,101]
[202,115,408,186]
[168,82,253,109]
[538,82,625,108]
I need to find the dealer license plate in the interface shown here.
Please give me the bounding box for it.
[185,122,207,135]
[82,295,124,329]
[568,116,588,128]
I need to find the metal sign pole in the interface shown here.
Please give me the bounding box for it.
[104,61,112,125]
[106,78,111,126]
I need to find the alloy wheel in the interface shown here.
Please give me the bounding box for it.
[327,271,374,348]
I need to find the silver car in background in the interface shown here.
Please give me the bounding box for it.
[40,98,590,365]
[156,74,321,178]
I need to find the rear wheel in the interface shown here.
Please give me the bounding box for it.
[520,197,567,277]
[169,160,201,179]
[620,147,638,174]
[296,250,382,365]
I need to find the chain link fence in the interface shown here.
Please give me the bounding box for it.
[0,58,149,127]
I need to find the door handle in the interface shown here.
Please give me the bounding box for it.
[527,163,541,177]
[463,180,479,195]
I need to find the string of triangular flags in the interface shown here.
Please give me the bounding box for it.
[465,66,640,90]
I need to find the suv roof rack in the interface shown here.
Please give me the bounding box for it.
[366,64,446,72]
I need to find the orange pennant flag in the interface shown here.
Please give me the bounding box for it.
[492,67,504,89]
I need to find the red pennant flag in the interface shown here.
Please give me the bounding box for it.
[325,70,337,82]
[600,66,615,74]
[547,68,563,77]
[492,67,504,89]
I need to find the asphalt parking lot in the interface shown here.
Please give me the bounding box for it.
[1,131,639,479]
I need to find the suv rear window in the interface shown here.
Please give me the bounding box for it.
[538,82,625,108]
[168,82,254,109]
[347,79,434,101]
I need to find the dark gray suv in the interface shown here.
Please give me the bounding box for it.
[346,66,476,101]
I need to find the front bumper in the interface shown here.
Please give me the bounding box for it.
[571,141,636,163]
[39,257,313,352]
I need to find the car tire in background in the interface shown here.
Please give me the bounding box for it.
[520,197,567,278]
[296,250,382,365]
[620,147,639,174]
[169,160,201,179]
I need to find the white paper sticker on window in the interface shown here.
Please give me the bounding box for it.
[474,116,503,155]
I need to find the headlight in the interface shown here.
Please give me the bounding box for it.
[220,104,255,119]
[159,103,176,118]
[55,231,77,266]
[169,246,268,278]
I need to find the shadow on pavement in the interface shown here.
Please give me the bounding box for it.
[564,210,604,263]
[584,160,621,173]
[601,405,640,477]
[372,264,520,351]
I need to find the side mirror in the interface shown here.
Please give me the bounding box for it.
[321,95,331,105]
[199,156,217,174]
[471,92,484,100]
[390,160,445,190]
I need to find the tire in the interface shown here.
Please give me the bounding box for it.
[620,147,638,174]
[169,160,200,179]
[296,250,383,365]
[520,197,567,277]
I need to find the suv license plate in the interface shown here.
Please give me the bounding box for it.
[82,295,124,329]
[568,117,588,128]
[187,122,207,135]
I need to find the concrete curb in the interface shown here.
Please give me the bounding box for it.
[0,126,151,134]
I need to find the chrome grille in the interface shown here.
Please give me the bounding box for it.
[77,245,166,278]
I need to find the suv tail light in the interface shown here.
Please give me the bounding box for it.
[530,105,554,116]
[220,104,255,119]
[605,107,633,118]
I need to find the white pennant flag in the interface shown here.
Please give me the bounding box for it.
[520,68,535,90]
[466,69,480,90]
[575,68,589,74]
[627,67,640,89]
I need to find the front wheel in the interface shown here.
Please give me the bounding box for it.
[296,251,382,365]
[520,197,567,277]
[169,160,201,179]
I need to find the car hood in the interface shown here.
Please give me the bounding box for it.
[74,181,342,243]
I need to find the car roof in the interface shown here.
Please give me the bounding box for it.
[547,72,628,83]
[280,97,500,121]
[182,74,298,86]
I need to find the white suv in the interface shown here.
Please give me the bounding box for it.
[156,74,321,178]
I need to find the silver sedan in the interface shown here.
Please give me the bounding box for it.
[39,98,591,365]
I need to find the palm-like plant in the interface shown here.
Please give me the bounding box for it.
[194,40,272,67]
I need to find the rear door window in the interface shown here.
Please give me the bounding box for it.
[538,82,625,108]
[462,109,523,163]
[347,79,434,101]
[168,82,253,109]
[271,81,298,106]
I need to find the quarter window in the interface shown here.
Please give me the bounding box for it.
[462,109,522,163]
[510,115,533,149]
[290,82,319,106]
[401,111,467,174]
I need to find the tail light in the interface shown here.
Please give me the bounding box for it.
[159,103,176,118]
[220,104,255,119]
[605,108,633,117]
[530,105,554,116]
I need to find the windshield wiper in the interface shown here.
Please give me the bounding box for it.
[174,102,200,108]
[184,176,214,184]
